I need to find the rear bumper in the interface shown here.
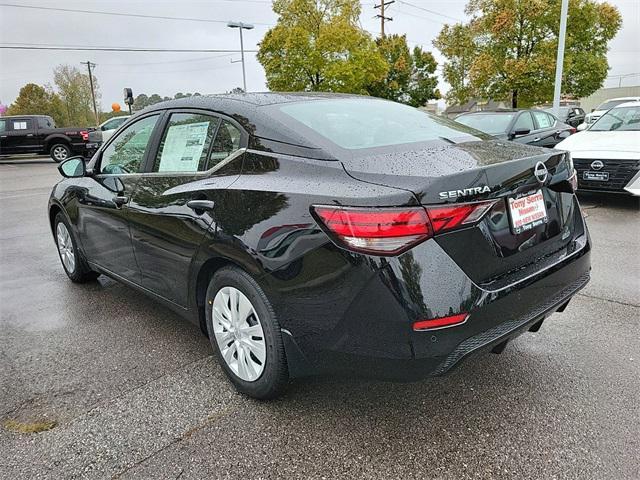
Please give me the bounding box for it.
[268,227,591,380]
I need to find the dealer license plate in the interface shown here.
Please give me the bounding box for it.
[583,171,609,181]
[508,190,548,234]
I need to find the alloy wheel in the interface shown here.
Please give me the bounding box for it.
[56,222,76,273]
[212,286,266,382]
[53,146,68,161]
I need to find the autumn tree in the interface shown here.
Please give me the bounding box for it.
[435,0,622,108]
[53,64,100,126]
[6,83,66,125]
[257,0,387,93]
[366,34,441,106]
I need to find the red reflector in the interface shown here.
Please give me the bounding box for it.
[426,201,495,234]
[413,313,468,331]
[311,205,432,255]
[80,130,89,141]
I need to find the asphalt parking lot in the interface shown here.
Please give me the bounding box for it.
[0,156,638,479]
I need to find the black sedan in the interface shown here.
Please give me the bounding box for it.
[455,109,576,147]
[544,106,586,128]
[49,94,590,399]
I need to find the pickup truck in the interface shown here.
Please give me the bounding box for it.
[0,115,96,162]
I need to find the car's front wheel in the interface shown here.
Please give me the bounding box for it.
[54,212,99,283]
[205,267,289,399]
[50,143,70,162]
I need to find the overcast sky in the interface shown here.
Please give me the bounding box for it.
[1,0,638,109]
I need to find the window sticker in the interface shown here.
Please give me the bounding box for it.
[158,121,209,172]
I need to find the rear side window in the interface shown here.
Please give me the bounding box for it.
[210,120,241,164]
[0,120,6,132]
[37,117,54,128]
[12,120,31,130]
[532,111,553,129]
[153,113,220,173]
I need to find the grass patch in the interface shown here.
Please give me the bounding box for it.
[3,419,57,434]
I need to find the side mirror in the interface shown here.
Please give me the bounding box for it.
[58,156,86,178]
[567,111,576,118]
[511,128,530,138]
[577,123,588,132]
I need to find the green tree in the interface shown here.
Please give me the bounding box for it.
[53,64,100,126]
[257,0,387,93]
[435,0,622,108]
[6,83,66,125]
[367,35,440,106]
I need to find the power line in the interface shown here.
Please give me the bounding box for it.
[396,0,464,22]
[0,3,274,26]
[0,44,258,53]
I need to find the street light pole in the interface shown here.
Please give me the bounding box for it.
[227,21,254,92]
[552,0,569,118]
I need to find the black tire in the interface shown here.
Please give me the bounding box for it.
[54,212,99,283]
[50,143,71,163]
[205,266,289,399]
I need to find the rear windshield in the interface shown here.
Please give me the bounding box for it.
[455,113,516,135]
[590,106,640,132]
[596,99,636,111]
[277,98,487,150]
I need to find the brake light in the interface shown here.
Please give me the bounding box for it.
[312,201,495,256]
[413,313,468,331]
[569,127,577,134]
[311,206,432,255]
[427,201,496,234]
[80,130,89,141]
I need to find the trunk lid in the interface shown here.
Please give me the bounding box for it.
[341,140,583,287]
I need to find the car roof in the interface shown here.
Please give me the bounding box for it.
[2,115,50,118]
[613,101,640,108]
[605,97,640,101]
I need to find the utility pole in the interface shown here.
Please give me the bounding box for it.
[374,0,394,37]
[552,0,569,119]
[81,61,99,127]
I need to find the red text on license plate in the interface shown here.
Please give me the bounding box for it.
[508,190,548,234]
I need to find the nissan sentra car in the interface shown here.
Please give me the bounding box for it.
[49,93,591,399]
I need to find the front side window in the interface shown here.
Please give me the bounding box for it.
[513,112,534,132]
[0,120,6,132]
[153,113,220,172]
[100,114,160,174]
[590,106,640,132]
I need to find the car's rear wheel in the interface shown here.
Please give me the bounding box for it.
[205,267,288,399]
[54,212,99,283]
[50,143,70,162]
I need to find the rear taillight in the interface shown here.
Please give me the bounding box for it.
[311,206,432,255]
[80,130,89,141]
[311,201,495,256]
[426,201,496,234]
[569,127,577,134]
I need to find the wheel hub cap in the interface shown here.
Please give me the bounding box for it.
[211,286,266,382]
[56,223,75,273]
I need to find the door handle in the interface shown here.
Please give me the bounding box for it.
[187,199,215,213]
[26,133,34,137]
[112,195,129,207]
[533,137,541,142]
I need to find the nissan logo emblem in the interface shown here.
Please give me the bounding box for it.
[590,160,604,170]
[534,161,548,184]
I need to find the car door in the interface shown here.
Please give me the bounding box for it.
[530,111,560,147]
[77,113,163,282]
[0,118,10,155]
[4,118,39,153]
[127,110,245,306]
[509,111,537,145]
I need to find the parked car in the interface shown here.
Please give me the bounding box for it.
[49,94,590,399]
[455,110,575,148]
[583,97,640,126]
[89,115,131,145]
[555,101,640,196]
[0,115,95,162]
[544,106,585,128]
